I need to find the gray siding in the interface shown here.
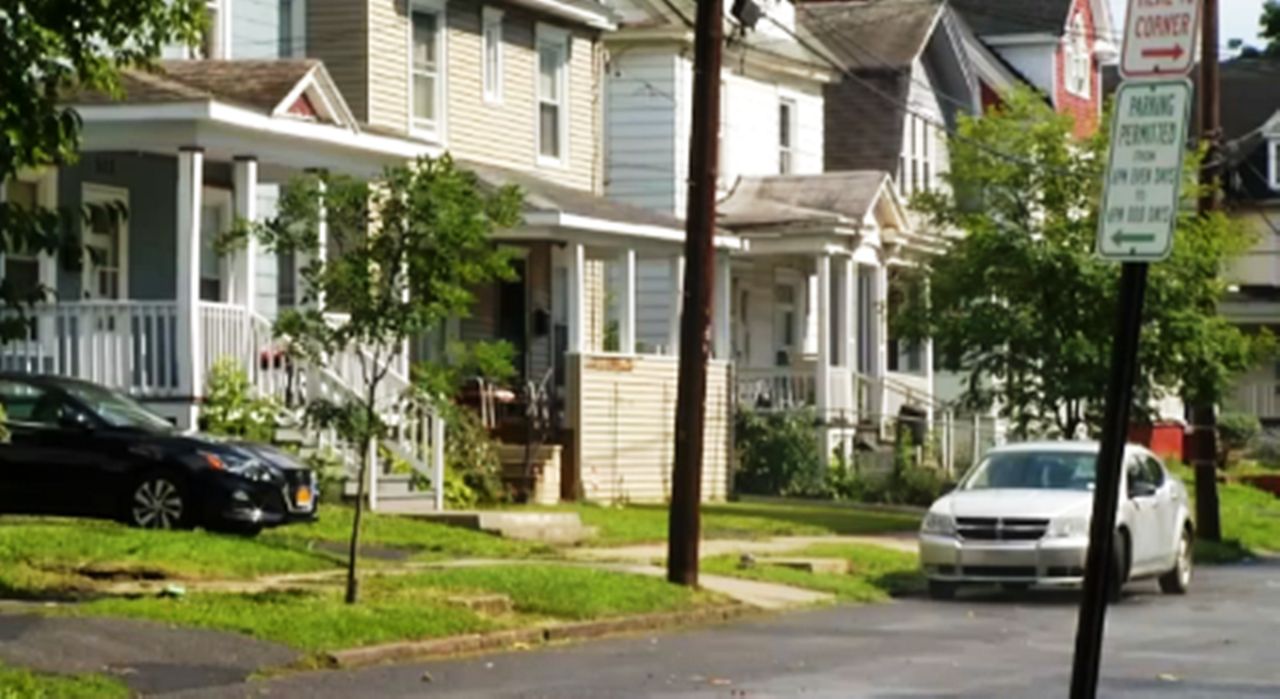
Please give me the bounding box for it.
[232,0,285,59]
[308,0,369,122]
[56,152,178,301]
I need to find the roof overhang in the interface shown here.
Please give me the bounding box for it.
[506,211,741,251]
[509,0,617,30]
[983,32,1058,47]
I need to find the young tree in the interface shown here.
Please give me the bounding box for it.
[256,155,521,603]
[1263,0,1280,56]
[900,89,1271,438]
[1,1,201,337]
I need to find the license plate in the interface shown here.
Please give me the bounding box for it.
[295,486,313,507]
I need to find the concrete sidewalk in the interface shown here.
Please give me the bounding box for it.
[566,533,919,564]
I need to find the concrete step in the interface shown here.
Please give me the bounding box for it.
[407,511,595,545]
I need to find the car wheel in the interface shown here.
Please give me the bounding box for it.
[1107,530,1130,603]
[128,473,190,530]
[1158,527,1193,595]
[928,580,957,600]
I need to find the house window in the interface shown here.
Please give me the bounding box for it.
[410,4,444,138]
[774,283,797,366]
[279,0,307,58]
[82,187,127,301]
[779,98,796,174]
[2,181,41,298]
[537,27,568,163]
[1269,139,1280,192]
[482,8,504,103]
[1065,13,1091,98]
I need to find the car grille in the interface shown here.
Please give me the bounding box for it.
[956,517,1049,541]
[961,565,1038,578]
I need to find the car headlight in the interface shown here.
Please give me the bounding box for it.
[1046,516,1090,539]
[199,450,273,482]
[921,512,956,536]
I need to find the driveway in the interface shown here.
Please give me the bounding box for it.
[166,559,1280,698]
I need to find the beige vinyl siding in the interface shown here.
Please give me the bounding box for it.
[369,0,411,135]
[584,258,605,351]
[308,0,369,122]
[562,32,599,192]
[569,354,731,503]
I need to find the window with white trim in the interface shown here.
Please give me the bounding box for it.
[1065,13,1091,98]
[482,8,504,103]
[2,181,41,297]
[778,98,796,175]
[537,28,568,163]
[410,4,443,137]
[1269,139,1280,192]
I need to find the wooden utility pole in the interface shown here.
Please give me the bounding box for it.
[1192,0,1223,542]
[667,0,723,587]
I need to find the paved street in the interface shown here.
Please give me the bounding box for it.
[161,559,1280,699]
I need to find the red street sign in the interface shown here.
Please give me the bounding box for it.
[1120,0,1201,79]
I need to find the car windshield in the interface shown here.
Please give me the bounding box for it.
[62,383,175,432]
[961,450,1097,491]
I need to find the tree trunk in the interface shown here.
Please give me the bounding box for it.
[345,433,372,604]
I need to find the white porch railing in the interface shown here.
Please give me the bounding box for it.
[737,367,817,411]
[0,301,182,396]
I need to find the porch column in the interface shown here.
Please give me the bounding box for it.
[815,254,831,422]
[298,172,327,310]
[176,147,205,429]
[232,157,259,311]
[713,251,732,360]
[843,255,858,369]
[872,261,889,433]
[923,279,935,428]
[667,255,684,355]
[617,248,636,354]
[567,242,586,354]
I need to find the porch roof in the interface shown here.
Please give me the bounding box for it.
[67,60,432,177]
[464,160,740,250]
[718,171,907,234]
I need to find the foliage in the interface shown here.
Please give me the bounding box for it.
[0,663,130,699]
[1,0,202,342]
[199,358,280,443]
[1168,458,1280,560]
[442,406,508,507]
[733,409,825,497]
[703,542,924,602]
[1218,412,1262,454]
[1247,431,1280,467]
[245,155,522,603]
[1263,1,1280,56]
[0,403,8,444]
[900,89,1273,438]
[302,446,349,501]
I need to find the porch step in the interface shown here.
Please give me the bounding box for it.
[342,473,441,509]
[407,511,596,545]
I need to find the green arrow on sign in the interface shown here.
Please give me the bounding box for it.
[1111,231,1156,246]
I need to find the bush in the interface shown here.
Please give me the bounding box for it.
[734,409,826,497]
[827,432,948,507]
[1248,431,1280,468]
[1219,412,1262,454]
[303,447,348,502]
[443,406,508,507]
[200,358,281,442]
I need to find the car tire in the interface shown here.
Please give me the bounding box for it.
[1107,530,1130,603]
[126,472,191,530]
[928,580,958,600]
[1158,527,1193,595]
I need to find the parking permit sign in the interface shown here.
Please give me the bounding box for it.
[1120,0,1201,78]
[1096,79,1193,262]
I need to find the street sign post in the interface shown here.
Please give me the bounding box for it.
[1096,79,1193,262]
[1120,0,1201,78]
[1073,3,1200,698]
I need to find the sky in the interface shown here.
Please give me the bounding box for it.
[1108,0,1270,52]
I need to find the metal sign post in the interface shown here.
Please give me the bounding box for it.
[1071,1,1200,697]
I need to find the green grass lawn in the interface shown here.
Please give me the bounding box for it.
[1170,463,1280,561]
[59,564,714,653]
[702,543,923,603]
[0,663,130,699]
[546,500,922,546]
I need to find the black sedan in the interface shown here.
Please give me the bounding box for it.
[0,374,317,534]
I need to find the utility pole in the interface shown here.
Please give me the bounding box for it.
[667,0,723,587]
[1192,0,1223,542]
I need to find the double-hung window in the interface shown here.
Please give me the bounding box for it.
[410,2,445,139]
[482,8,504,103]
[1065,14,1091,98]
[537,26,569,164]
[778,98,796,175]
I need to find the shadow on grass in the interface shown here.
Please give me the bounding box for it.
[702,502,923,537]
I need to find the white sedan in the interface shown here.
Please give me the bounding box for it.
[918,441,1194,600]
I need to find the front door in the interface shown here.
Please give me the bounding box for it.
[81,185,128,301]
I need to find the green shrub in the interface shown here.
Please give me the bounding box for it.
[734,408,826,497]
[1219,412,1262,454]
[200,357,280,443]
[443,406,508,507]
[303,447,348,501]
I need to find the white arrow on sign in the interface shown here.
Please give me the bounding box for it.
[1097,79,1193,262]
[1120,0,1202,78]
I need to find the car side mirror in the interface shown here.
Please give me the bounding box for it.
[58,410,93,431]
[1129,481,1157,499]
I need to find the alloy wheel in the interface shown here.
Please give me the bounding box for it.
[131,478,184,529]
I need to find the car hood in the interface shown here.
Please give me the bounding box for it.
[937,489,1094,520]
[164,433,310,472]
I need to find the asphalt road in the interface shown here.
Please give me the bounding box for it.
[168,559,1280,699]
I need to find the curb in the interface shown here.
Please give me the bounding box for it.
[324,604,756,669]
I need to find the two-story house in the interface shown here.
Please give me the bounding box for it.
[2,0,718,508]
[951,0,1118,136]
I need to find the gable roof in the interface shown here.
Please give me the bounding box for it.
[801,0,945,70]
[949,0,1076,37]
[70,60,357,128]
[719,171,905,231]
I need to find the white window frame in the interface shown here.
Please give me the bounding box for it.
[1065,13,1091,99]
[1269,139,1280,192]
[536,24,570,168]
[202,0,230,59]
[81,184,130,301]
[778,97,796,175]
[482,7,504,104]
[280,0,307,58]
[201,187,234,303]
[408,0,447,143]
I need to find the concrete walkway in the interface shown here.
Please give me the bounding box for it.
[566,533,918,564]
